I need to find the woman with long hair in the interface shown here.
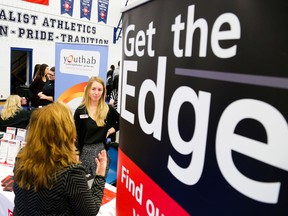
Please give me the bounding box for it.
[38,66,55,105]
[32,63,40,80]
[29,63,49,107]
[74,76,119,177]
[13,101,107,215]
[0,95,31,131]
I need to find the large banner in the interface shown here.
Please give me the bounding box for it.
[55,43,108,111]
[117,0,288,215]
[22,0,49,5]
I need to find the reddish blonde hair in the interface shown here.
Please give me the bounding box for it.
[14,101,78,191]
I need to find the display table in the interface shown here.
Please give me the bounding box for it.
[98,183,117,216]
[0,163,116,216]
[0,163,14,216]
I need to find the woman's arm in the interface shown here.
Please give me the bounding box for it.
[106,105,120,138]
[29,76,40,91]
[38,92,53,102]
[65,166,105,216]
[110,105,120,131]
[73,108,84,153]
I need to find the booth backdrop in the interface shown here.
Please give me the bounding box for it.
[116,0,288,215]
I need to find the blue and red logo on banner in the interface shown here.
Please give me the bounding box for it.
[98,0,109,23]
[61,0,74,17]
[24,0,109,23]
[80,0,93,20]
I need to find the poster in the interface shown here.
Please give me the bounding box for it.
[117,0,288,215]
[55,43,108,112]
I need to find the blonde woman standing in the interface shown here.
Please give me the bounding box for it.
[74,76,119,177]
[0,95,31,131]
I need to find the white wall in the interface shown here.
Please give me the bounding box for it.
[0,0,123,99]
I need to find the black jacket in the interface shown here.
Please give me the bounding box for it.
[13,164,105,215]
[74,105,119,154]
[0,109,31,131]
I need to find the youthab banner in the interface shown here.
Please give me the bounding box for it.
[117,0,288,215]
[98,0,109,23]
[80,0,93,20]
[55,43,108,112]
[61,0,74,17]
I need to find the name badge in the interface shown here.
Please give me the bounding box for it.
[80,114,89,119]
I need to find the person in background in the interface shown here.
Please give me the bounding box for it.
[32,64,40,80]
[38,66,55,106]
[0,95,31,131]
[29,63,49,107]
[109,74,119,110]
[74,76,119,177]
[108,74,119,143]
[113,61,120,80]
[106,64,115,100]
[13,101,108,215]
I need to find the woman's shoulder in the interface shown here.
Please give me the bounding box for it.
[76,105,86,110]
[74,105,87,114]
[32,75,42,82]
[107,104,114,110]
[56,164,87,183]
[67,164,86,171]
[61,164,86,175]
[108,104,118,114]
[18,108,31,116]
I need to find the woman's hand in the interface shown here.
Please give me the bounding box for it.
[38,92,47,99]
[109,98,115,107]
[95,150,107,177]
[38,92,44,98]
[106,127,116,138]
[38,92,53,101]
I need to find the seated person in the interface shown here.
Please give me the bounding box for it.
[13,101,107,215]
[0,95,31,131]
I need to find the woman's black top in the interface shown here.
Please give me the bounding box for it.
[29,76,46,107]
[74,105,119,154]
[13,164,105,216]
[41,80,55,106]
[0,109,31,131]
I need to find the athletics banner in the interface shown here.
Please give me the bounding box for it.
[98,0,109,23]
[61,0,74,17]
[117,0,288,215]
[80,0,93,20]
